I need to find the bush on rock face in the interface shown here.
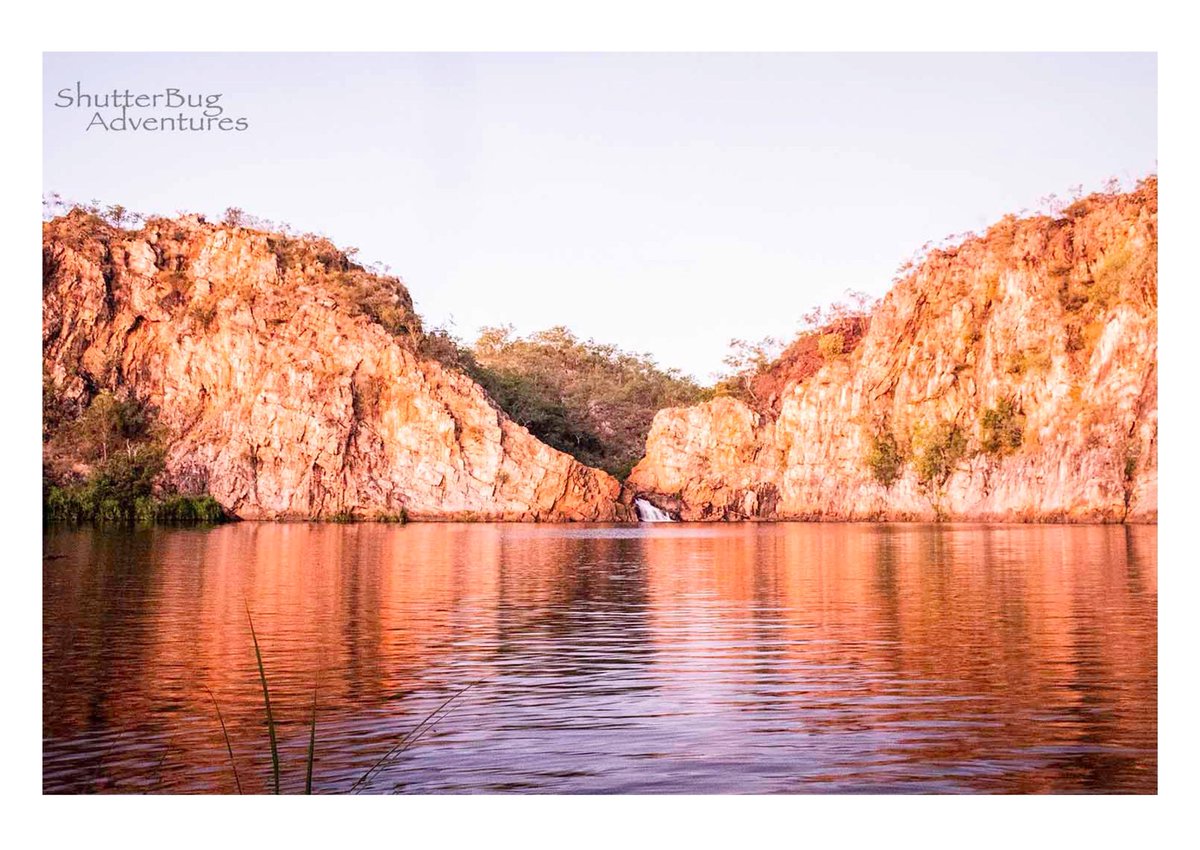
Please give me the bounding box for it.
[980,398,1024,456]
[817,332,845,360]
[913,422,968,490]
[865,430,905,488]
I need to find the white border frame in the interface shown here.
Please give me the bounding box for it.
[5,3,1195,846]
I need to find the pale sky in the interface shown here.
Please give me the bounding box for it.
[43,53,1156,380]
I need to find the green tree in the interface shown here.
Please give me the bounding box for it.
[865,430,905,487]
[913,422,968,489]
[467,325,706,477]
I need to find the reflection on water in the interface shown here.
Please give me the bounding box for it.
[42,523,1156,793]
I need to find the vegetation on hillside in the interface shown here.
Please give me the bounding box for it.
[714,290,877,413]
[422,296,879,478]
[462,326,707,478]
[42,386,226,525]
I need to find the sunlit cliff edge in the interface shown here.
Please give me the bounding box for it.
[628,179,1157,522]
[42,212,626,520]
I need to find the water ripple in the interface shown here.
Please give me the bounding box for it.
[43,522,1156,793]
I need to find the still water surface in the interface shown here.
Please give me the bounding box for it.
[43,522,1157,793]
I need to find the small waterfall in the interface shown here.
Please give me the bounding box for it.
[634,498,674,523]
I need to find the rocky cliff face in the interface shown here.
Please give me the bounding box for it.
[43,212,627,520]
[629,180,1158,522]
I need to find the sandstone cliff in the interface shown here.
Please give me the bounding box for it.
[42,212,627,520]
[628,180,1158,522]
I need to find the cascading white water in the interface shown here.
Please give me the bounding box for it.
[634,498,674,523]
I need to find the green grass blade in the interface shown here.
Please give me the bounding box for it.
[305,688,318,795]
[349,681,476,793]
[246,605,280,794]
[203,684,242,794]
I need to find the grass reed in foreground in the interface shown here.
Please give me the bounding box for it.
[246,606,280,794]
[207,610,475,794]
[306,689,318,795]
[348,682,476,794]
[203,684,242,794]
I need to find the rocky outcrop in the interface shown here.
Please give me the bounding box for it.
[629,180,1158,522]
[43,212,627,520]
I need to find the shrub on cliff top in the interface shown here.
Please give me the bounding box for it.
[331,270,421,338]
[817,332,845,360]
[716,291,877,413]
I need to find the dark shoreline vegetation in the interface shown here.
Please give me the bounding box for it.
[42,386,228,526]
[44,488,226,525]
